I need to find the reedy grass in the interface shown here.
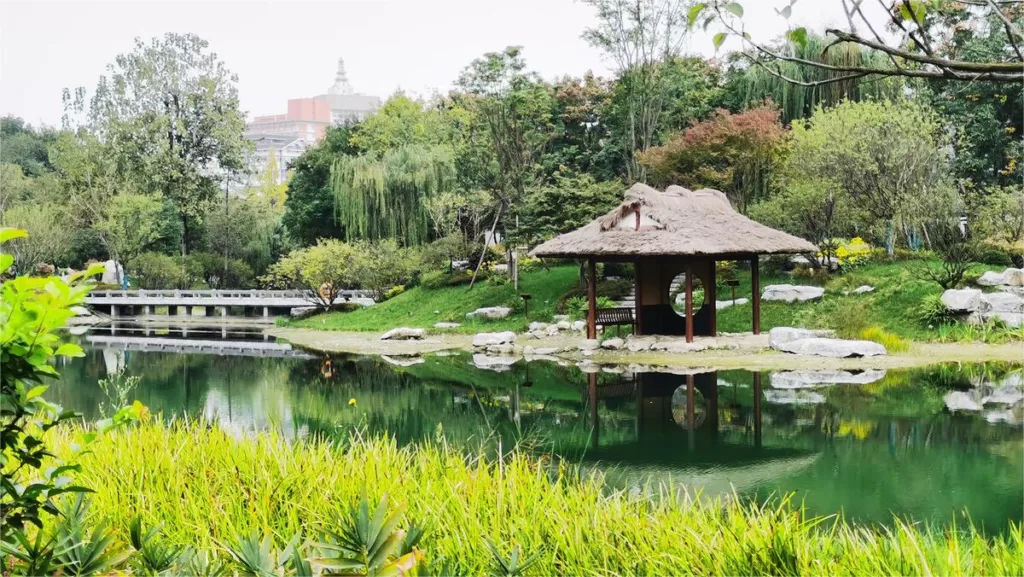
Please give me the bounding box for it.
[50,421,1022,576]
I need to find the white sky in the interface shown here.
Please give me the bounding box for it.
[0,0,882,127]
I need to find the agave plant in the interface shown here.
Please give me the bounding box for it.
[178,547,231,577]
[485,541,541,577]
[223,531,306,577]
[50,494,132,576]
[313,493,423,576]
[128,515,185,575]
[0,528,65,576]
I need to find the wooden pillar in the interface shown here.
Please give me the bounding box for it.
[588,372,599,447]
[686,374,695,451]
[634,259,643,336]
[751,256,761,335]
[685,262,694,343]
[586,258,597,339]
[753,371,763,449]
[708,260,717,336]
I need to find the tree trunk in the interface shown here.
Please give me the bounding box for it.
[468,203,503,290]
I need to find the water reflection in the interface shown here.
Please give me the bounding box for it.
[49,323,1023,533]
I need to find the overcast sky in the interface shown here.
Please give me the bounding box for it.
[0,0,880,127]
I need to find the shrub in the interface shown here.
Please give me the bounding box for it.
[383,285,406,300]
[419,235,482,272]
[859,326,910,353]
[349,239,419,300]
[188,252,255,289]
[916,294,956,327]
[564,295,615,319]
[977,248,1014,267]
[261,239,360,308]
[421,269,489,289]
[132,252,186,289]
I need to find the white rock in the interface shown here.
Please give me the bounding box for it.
[601,366,625,374]
[1003,268,1024,287]
[853,285,875,294]
[764,389,826,405]
[380,327,425,340]
[768,327,835,350]
[524,346,561,356]
[472,331,517,347]
[625,335,658,352]
[771,369,887,389]
[970,311,1024,327]
[657,341,708,354]
[433,322,461,329]
[578,339,601,351]
[380,355,425,367]
[528,321,549,331]
[466,306,512,320]
[941,289,982,313]
[984,409,1021,425]
[545,325,561,337]
[980,292,1024,314]
[983,385,1024,406]
[777,338,887,358]
[100,260,123,286]
[571,320,586,332]
[761,284,825,303]
[601,337,625,350]
[715,298,749,310]
[944,391,983,412]
[472,354,518,372]
[494,264,509,274]
[555,320,572,330]
[976,271,1006,286]
[576,361,601,373]
[486,344,516,355]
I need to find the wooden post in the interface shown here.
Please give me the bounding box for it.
[589,372,599,447]
[753,371,763,448]
[751,256,761,335]
[687,373,695,451]
[685,262,694,343]
[708,260,717,336]
[634,259,643,336]
[587,258,597,340]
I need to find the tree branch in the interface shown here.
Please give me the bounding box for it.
[986,0,1024,61]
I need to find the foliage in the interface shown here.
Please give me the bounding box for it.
[749,182,859,263]
[564,295,616,319]
[93,192,164,266]
[859,326,910,353]
[45,422,1024,575]
[543,72,619,181]
[419,235,483,273]
[916,294,956,327]
[1,203,75,272]
[977,248,1014,268]
[332,145,456,245]
[913,222,979,290]
[349,239,419,301]
[514,171,622,244]
[189,252,256,290]
[204,195,282,278]
[283,125,358,245]
[132,252,187,290]
[313,493,422,576]
[81,32,249,256]
[973,185,1024,247]
[935,318,1024,345]
[784,99,954,254]
[349,93,454,155]
[0,116,56,177]
[581,0,689,181]
[640,105,787,212]
[261,239,360,308]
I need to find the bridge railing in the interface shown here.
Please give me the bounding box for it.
[87,289,375,300]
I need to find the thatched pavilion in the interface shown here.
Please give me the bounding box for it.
[530,184,817,341]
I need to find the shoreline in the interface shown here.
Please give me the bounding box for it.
[267,327,1024,370]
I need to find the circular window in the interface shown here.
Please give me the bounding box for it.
[671,384,707,429]
[670,272,705,314]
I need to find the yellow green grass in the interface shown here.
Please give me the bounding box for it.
[49,422,1023,575]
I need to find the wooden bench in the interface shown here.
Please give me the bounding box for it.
[592,307,636,336]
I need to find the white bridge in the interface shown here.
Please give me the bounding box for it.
[85,289,375,318]
[86,334,317,359]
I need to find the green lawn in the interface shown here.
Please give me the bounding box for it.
[284,265,581,333]
[284,259,1013,342]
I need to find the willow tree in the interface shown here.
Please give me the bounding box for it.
[729,34,902,124]
[331,145,455,245]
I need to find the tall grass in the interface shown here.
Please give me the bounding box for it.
[47,422,1022,576]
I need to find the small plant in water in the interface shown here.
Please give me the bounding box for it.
[98,368,141,418]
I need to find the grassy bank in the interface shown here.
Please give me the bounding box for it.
[49,422,1022,575]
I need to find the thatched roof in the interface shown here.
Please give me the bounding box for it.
[530,184,817,258]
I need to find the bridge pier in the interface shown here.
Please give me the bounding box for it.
[185,306,193,316]
[111,304,119,317]
[263,307,270,318]
[144,305,153,316]
[167,306,178,316]
[221,306,228,318]
[205,306,216,317]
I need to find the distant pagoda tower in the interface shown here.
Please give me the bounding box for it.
[328,57,354,95]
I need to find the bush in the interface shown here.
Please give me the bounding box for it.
[916,294,956,327]
[420,269,488,289]
[564,295,615,319]
[188,252,255,289]
[419,235,482,272]
[383,285,405,300]
[132,252,186,289]
[977,248,1014,267]
[859,326,910,353]
[349,239,419,300]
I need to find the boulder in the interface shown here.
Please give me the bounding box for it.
[555,320,572,330]
[380,327,426,340]
[656,340,708,354]
[576,361,601,373]
[980,292,1024,314]
[761,284,825,303]
[466,306,512,320]
[472,354,518,372]
[985,409,1022,425]
[528,321,549,331]
[940,289,982,313]
[578,339,601,351]
[433,322,461,329]
[768,327,835,350]
[715,298,749,310]
[944,391,983,412]
[380,355,425,367]
[777,338,887,358]
[1003,268,1024,287]
[486,344,516,355]
[771,369,887,389]
[853,285,875,294]
[523,346,561,356]
[976,270,1006,286]
[764,390,826,405]
[601,337,625,350]
[100,259,123,286]
[983,385,1024,406]
[472,331,517,348]
[545,325,561,337]
[969,311,1024,327]
[350,297,376,307]
[571,320,587,332]
[290,306,318,319]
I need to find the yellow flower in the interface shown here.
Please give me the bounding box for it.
[348,398,357,407]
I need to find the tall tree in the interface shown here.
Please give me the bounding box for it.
[282,125,358,246]
[696,0,1023,84]
[582,0,689,182]
[83,33,249,256]
[0,116,56,177]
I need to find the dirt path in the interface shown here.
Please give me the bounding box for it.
[268,327,1022,369]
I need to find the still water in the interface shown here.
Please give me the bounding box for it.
[52,322,1023,533]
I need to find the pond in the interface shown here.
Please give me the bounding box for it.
[51,322,1023,534]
